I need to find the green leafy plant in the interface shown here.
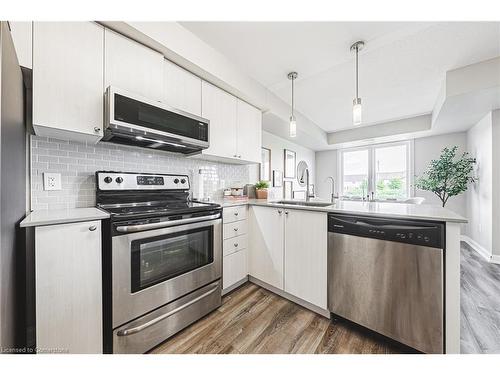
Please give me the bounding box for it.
[254,180,270,190]
[414,146,476,207]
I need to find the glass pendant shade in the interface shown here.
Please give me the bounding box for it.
[289,116,297,137]
[353,98,362,125]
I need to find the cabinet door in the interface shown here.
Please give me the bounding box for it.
[236,99,262,163]
[35,221,102,353]
[163,59,202,116]
[201,81,238,159]
[248,206,284,289]
[33,22,104,142]
[284,209,327,309]
[9,21,32,68]
[223,248,248,290]
[104,28,163,101]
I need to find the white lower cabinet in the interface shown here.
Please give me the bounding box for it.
[35,220,103,353]
[284,209,327,309]
[222,205,249,291]
[248,205,327,309]
[223,249,248,290]
[248,205,284,290]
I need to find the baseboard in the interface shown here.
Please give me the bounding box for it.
[248,276,330,318]
[222,276,248,296]
[461,235,493,262]
[491,255,500,265]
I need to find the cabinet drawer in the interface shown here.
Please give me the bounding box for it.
[223,220,247,240]
[223,248,247,290]
[223,234,248,256]
[223,205,247,223]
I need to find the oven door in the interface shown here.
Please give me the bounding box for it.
[112,217,222,328]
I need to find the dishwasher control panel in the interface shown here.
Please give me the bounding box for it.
[328,214,444,249]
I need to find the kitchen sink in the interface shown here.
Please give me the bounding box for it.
[274,200,333,207]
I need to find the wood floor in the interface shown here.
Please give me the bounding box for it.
[151,282,409,354]
[460,243,500,354]
[151,244,500,354]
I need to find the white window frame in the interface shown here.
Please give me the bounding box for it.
[337,140,414,201]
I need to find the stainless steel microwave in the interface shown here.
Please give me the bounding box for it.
[103,86,210,154]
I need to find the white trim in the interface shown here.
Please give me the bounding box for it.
[461,235,493,262]
[491,255,500,265]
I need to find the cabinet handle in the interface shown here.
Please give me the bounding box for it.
[89,225,97,231]
[277,210,282,215]
[93,127,101,133]
[285,211,289,216]
[233,227,239,231]
[234,243,238,247]
[234,212,239,216]
[233,154,238,158]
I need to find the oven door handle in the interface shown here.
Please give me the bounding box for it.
[115,213,221,233]
[116,284,220,337]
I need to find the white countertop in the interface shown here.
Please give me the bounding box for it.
[20,207,110,227]
[217,198,467,223]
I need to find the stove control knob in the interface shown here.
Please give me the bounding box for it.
[180,178,186,184]
[104,176,112,184]
[174,178,180,184]
[115,177,124,184]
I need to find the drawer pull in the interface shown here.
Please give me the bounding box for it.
[89,225,97,231]
[234,227,239,231]
[234,212,239,216]
[234,243,238,247]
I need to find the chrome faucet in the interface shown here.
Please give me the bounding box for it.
[326,176,338,203]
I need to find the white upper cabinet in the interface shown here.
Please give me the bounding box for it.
[32,22,104,143]
[197,81,262,164]
[284,209,327,309]
[201,81,238,159]
[248,205,284,289]
[163,59,202,116]
[236,99,262,163]
[9,21,32,68]
[104,29,163,101]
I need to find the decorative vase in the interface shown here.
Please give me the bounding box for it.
[256,189,268,200]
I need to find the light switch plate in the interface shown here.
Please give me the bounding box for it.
[43,172,62,191]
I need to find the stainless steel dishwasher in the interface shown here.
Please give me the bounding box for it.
[327,214,445,354]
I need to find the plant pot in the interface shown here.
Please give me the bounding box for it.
[255,189,268,200]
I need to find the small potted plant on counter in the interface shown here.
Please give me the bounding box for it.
[254,180,270,200]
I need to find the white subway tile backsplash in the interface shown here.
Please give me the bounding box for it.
[30,135,256,210]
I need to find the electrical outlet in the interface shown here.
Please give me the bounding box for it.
[43,172,62,191]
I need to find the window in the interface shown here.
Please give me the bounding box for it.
[339,141,413,200]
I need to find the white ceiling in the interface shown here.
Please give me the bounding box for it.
[180,22,500,133]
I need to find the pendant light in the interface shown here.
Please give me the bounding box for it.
[287,71,298,137]
[350,41,365,125]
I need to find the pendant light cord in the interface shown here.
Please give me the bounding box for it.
[355,45,359,99]
[291,76,295,118]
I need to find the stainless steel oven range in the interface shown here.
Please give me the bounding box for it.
[96,171,222,353]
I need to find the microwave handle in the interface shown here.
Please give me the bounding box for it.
[115,213,220,233]
[116,283,220,336]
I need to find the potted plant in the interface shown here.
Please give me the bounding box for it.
[254,180,270,200]
[414,146,476,207]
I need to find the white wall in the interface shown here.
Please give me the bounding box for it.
[414,132,468,217]
[466,113,493,256]
[261,131,315,200]
[315,150,338,201]
[491,110,500,258]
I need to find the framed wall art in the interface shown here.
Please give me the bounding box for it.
[260,147,271,181]
[284,149,296,178]
[272,170,283,187]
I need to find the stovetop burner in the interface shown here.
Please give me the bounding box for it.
[95,171,221,220]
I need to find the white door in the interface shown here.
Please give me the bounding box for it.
[248,206,284,289]
[284,209,328,309]
[35,221,102,353]
[104,28,163,101]
[163,59,202,116]
[32,22,104,142]
[201,81,238,159]
[236,99,262,163]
